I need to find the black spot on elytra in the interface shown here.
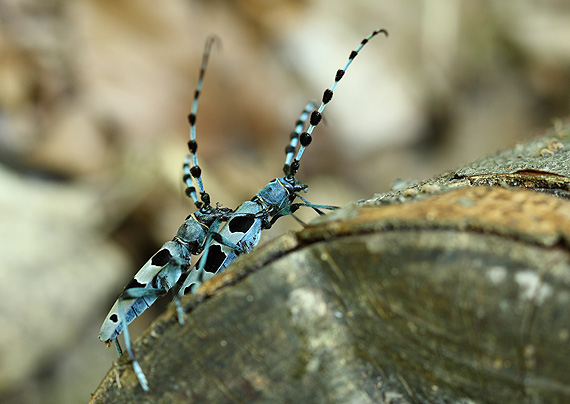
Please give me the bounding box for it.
[110,314,118,323]
[125,278,145,290]
[152,249,172,266]
[203,244,226,273]
[228,216,255,233]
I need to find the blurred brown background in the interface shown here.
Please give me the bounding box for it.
[1,0,569,403]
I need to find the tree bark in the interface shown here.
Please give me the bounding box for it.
[90,123,570,404]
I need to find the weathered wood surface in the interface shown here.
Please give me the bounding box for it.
[90,124,570,404]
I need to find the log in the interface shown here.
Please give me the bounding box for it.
[90,123,570,404]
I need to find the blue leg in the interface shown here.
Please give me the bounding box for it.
[112,273,178,391]
[114,339,123,358]
[294,193,338,215]
[118,297,149,391]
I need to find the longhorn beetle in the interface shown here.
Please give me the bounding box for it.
[99,37,247,389]
[100,29,388,391]
[174,28,389,297]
